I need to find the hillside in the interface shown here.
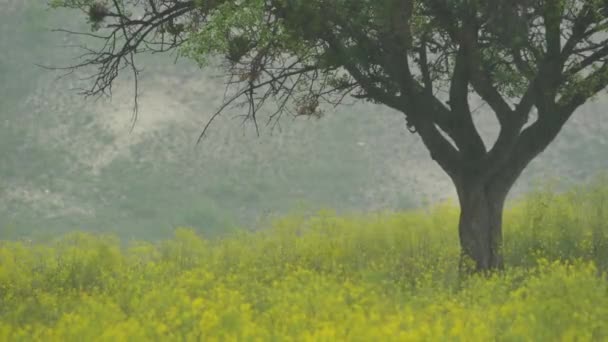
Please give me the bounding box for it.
[1,1,608,239]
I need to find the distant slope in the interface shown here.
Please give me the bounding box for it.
[1,1,607,239]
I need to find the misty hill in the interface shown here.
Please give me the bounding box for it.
[1,1,607,240]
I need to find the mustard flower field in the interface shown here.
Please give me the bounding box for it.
[1,181,608,341]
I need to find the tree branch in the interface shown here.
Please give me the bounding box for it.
[560,61,608,114]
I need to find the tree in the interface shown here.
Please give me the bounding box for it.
[48,0,608,271]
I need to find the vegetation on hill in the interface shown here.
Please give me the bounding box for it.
[1,0,608,243]
[1,179,607,340]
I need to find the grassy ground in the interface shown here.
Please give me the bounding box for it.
[1,178,608,341]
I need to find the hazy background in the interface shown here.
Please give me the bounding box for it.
[1,1,607,240]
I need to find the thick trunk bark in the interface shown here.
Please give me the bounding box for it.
[457,182,509,272]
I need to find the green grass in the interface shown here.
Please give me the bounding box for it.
[1,179,607,341]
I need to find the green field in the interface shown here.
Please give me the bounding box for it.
[1,179,607,341]
[3,1,608,340]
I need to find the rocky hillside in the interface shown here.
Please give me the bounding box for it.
[1,1,607,239]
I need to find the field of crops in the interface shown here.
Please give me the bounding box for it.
[1,180,608,341]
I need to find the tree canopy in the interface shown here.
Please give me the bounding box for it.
[50,0,608,167]
[49,0,608,270]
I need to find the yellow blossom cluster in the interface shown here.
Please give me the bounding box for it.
[1,180,608,341]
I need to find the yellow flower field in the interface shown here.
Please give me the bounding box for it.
[1,180,608,341]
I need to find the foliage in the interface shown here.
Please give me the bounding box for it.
[36,0,608,270]
[2,1,409,240]
[1,179,608,340]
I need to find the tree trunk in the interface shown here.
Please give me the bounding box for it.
[456,181,509,272]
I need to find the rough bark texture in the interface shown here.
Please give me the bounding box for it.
[457,182,508,272]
